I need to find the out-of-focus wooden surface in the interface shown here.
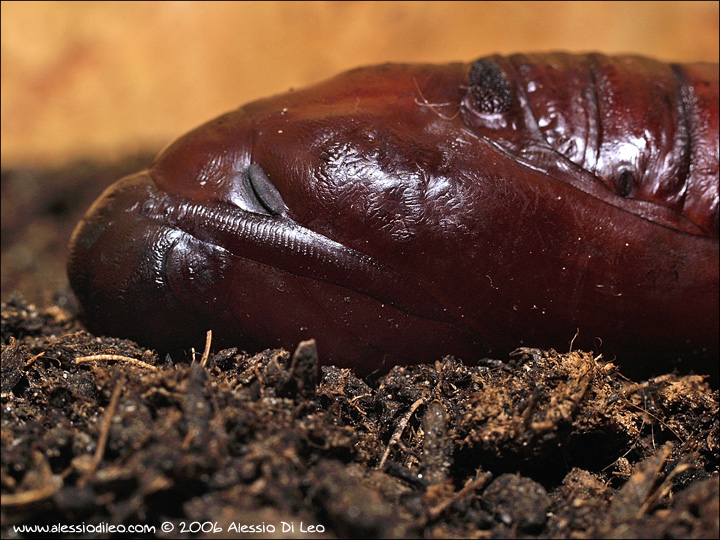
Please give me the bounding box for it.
[2,1,719,167]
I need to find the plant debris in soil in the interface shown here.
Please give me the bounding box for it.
[1,295,718,539]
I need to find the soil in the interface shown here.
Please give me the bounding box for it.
[1,159,718,539]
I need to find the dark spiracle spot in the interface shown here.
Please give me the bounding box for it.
[468,59,513,114]
[616,169,635,198]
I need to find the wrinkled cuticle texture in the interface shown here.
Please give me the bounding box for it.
[68,52,719,379]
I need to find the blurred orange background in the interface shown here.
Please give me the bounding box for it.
[2,1,719,167]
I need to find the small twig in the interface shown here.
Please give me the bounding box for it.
[199,330,212,367]
[347,393,372,416]
[378,397,426,470]
[24,351,43,367]
[78,383,123,487]
[0,480,62,507]
[181,429,197,451]
[568,328,580,352]
[74,354,158,371]
[639,455,693,515]
[419,471,492,525]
